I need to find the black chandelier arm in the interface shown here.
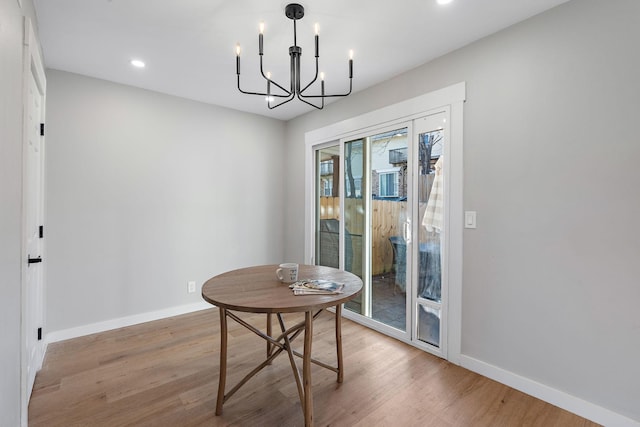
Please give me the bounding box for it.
[299,56,353,98]
[237,75,291,98]
[296,91,324,110]
[259,56,292,96]
[268,93,296,109]
[299,57,320,94]
[299,78,353,99]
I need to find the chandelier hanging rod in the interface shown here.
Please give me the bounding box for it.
[235,3,353,110]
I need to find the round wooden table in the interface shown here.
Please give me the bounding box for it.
[202,264,362,427]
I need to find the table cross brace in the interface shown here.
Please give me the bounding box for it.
[219,309,330,408]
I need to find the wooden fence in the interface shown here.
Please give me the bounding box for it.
[319,197,407,275]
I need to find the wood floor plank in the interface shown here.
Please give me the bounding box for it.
[29,308,600,426]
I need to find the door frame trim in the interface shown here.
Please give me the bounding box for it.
[304,82,465,364]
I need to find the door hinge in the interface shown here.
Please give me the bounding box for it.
[37,327,42,341]
[39,225,44,238]
[40,123,45,136]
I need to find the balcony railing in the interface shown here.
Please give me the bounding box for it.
[389,147,407,164]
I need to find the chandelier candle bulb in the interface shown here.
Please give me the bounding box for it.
[259,22,264,55]
[314,23,319,57]
[235,44,241,74]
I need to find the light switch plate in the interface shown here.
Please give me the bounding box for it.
[464,211,477,229]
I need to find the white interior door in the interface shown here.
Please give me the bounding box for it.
[24,66,45,393]
[22,18,46,419]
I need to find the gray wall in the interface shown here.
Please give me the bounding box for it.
[45,70,286,332]
[284,0,640,421]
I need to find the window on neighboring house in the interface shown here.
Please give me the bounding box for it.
[378,169,399,198]
[354,178,362,197]
[345,177,362,198]
[320,160,334,176]
[322,177,333,196]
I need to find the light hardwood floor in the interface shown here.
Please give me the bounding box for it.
[29,308,599,427]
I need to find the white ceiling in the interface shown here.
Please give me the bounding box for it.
[34,0,570,121]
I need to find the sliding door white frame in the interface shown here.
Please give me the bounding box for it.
[304,82,465,363]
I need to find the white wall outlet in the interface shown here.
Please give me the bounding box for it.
[188,281,196,293]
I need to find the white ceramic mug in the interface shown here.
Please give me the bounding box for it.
[276,263,299,283]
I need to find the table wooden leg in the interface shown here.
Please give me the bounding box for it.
[266,313,273,362]
[303,310,313,427]
[216,307,228,416]
[335,304,344,383]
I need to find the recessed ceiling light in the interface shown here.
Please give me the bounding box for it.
[437,0,453,5]
[130,59,145,68]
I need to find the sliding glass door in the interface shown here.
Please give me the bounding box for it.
[315,126,411,333]
[367,128,409,331]
[307,83,464,361]
[311,109,454,358]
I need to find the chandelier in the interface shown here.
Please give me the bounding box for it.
[235,3,353,110]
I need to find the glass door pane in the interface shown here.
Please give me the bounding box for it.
[343,138,365,315]
[370,128,408,331]
[315,145,341,269]
[342,128,410,331]
[416,114,446,349]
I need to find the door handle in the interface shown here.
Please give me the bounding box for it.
[28,256,42,266]
[404,220,412,244]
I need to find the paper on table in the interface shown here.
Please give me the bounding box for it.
[289,279,344,295]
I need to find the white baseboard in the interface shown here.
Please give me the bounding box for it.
[459,355,639,427]
[46,301,213,344]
